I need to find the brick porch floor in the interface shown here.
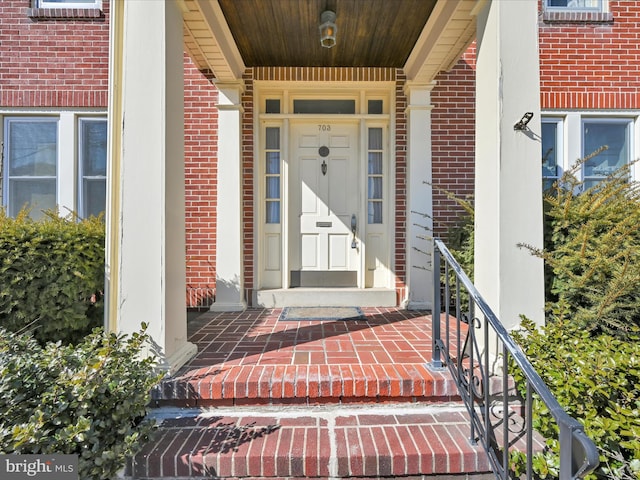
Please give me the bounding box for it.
[129,308,493,479]
[152,308,460,407]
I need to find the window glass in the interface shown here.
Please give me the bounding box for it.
[368,100,383,115]
[368,153,383,175]
[82,179,106,219]
[9,180,56,220]
[8,121,57,176]
[265,127,280,150]
[79,118,107,218]
[367,128,383,224]
[265,127,281,224]
[266,177,280,199]
[541,121,560,191]
[583,121,630,188]
[265,99,280,114]
[293,100,355,114]
[37,0,101,8]
[5,118,58,219]
[266,152,280,174]
[545,0,602,10]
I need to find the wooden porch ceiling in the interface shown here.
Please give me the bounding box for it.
[180,0,479,82]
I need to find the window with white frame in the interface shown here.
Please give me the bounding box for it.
[35,0,101,8]
[544,0,605,11]
[541,114,636,191]
[78,118,107,218]
[4,118,58,219]
[582,119,632,189]
[2,114,107,219]
[542,118,563,190]
[264,127,281,224]
[367,128,384,224]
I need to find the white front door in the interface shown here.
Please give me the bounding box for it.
[289,121,360,287]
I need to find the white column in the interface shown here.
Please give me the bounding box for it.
[107,0,196,372]
[210,82,247,311]
[405,82,435,309]
[474,0,545,329]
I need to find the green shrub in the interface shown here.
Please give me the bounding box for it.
[522,155,640,338]
[0,209,105,344]
[510,318,640,479]
[0,325,162,480]
[446,194,475,281]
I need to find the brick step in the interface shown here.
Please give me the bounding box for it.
[152,363,460,407]
[126,404,493,479]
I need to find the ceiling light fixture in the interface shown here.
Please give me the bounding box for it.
[319,10,337,48]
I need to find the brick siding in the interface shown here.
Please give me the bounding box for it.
[539,0,640,110]
[242,69,255,305]
[431,47,476,241]
[0,0,108,108]
[184,56,218,308]
[394,70,408,302]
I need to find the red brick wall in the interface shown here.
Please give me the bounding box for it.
[394,70,408,302]
[431,47,476,241]
[0,0,108,108]
[242,69,255,305]
[539,0,640,109]
[184,56,218,308]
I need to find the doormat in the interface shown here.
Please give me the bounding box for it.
[279,306,365,321]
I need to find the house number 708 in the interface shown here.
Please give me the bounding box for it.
[318,124,331,131]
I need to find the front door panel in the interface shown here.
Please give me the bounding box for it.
[290,122,359,286]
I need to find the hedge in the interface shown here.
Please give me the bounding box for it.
[0,209,105,344]
[0,325,161,480]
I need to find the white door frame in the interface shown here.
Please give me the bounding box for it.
[254,83,395,293]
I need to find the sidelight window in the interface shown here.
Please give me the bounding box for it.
[265,127,281,224]
[367,128,384,224]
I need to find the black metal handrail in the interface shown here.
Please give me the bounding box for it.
[431,239,599,480]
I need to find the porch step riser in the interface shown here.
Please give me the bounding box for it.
[153,365,459,407]
[127,406,491,479]
[254,288,397,308]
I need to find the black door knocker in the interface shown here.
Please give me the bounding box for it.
[319,146,329,176]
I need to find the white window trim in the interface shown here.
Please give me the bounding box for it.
[1,110,107,217]
[35,0,101,9]
[542,111,639,187]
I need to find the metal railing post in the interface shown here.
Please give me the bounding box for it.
[431,241,443,369]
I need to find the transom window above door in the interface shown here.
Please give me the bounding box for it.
[293,100,356,115]
[261,96,388,115]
